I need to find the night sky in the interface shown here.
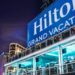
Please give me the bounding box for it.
[0,0,42,74]
[0,0,42,54]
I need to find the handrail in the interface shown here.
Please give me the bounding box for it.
[6,26,75,63]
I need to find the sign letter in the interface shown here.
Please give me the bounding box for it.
[72,0,75,10]
[60,3,71,18]
[34,18,43,35]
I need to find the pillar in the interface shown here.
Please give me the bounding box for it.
[33,57,36,75]
[16,66,19,75]
[58,45,64,74]
[5,67,8,75]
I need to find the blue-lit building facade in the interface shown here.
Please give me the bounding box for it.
[4,0,75,75]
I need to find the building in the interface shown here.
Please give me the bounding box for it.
[4,0,75,75]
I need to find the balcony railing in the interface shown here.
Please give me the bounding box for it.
[6,61,75,75]
[6,26,75,63]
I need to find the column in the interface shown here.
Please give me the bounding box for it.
[16,66,19,75]
[4,67,8,75]
[33,57,36,75]
[58,45,64,74]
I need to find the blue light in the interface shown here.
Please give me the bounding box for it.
[20,61,32,67]
[46,49,58,57]
[63,44,75,55]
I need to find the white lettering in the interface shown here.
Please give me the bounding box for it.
[64,20,70,28]
[44,14,48,29]
[60,3,71,18]
[72,0,75,10]
[34,18,43,35]
[69,16,75,24]
[49,31,53,36]
[39,35,43,41]
[58,23,64,31]
[53,8,60,22]
[43,33,47,39]
[30,0,75,47]
[53,27,59,33]
[48,10,52,26]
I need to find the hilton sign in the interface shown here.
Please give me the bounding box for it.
[27,0,75,47]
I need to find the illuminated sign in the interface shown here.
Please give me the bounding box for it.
[27,0,75,47]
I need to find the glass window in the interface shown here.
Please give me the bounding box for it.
[47,38,53,46]
[54,35,62,43]
[62,30,70,39]
[9,50,15,57]
[26,50,30,55]
[10,45,15,50]
[31,46,36,52]
[63,44,75,73]
[71,27,75,35]
[36,44,41,50]
[36,47,59,75]
[41,41,47,48]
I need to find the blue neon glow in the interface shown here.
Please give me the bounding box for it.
[63,44,75,56]
[46,51,58,57]
[21,61,32,66]
[46,44,75,57]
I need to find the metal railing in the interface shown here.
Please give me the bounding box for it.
[6,26,75,62]
[6,61,75,75]
[63,61,75,74]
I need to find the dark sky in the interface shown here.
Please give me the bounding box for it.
[0,0,55,74]
[0,0,42,74]
[0,0,42,54]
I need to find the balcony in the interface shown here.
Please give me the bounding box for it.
[5,26,75,63]
[5,61,75,75]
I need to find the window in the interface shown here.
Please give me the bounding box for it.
[41,41,47,48]
[18,53,22,58]
[9,50,15,57]
[62,30,70,39]
[5,54,9,62]
[26,49,30,55]
[36,44,41,50]
[47,38,53,46]
[31,46,36,52]
[10,45,15,50]
[54,35,62,43]
[71,27,75,35]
